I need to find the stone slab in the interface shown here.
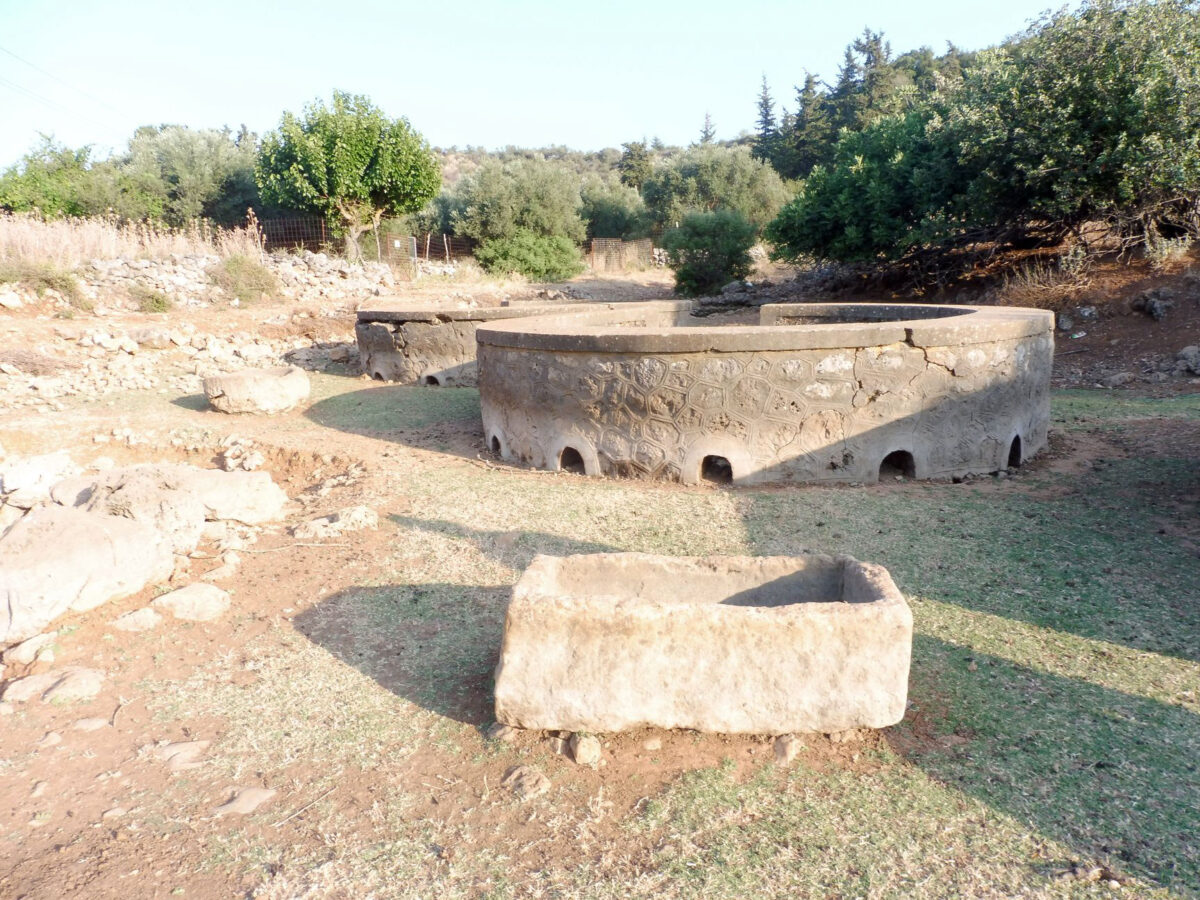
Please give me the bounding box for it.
[494,552,912,734]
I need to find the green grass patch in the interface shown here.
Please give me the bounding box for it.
[207,253,279,304]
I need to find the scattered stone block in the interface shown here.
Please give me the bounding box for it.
[111,607,162,632]
[495,553,912,735]
[213,787,277,816]
[203,366,310,414]
[151,740,210,773]
[774,734,804,764]
[568,733,602,767]
[500,765,550,802]
[151,583,231,622]
[3,631,57,666]
[291,505,377,539]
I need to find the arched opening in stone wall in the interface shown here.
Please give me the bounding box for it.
[879,450,916,481]
[422,375,441,386]
[371,371,385,381]
[1008,435,1023,468]
[559,447,586,474]
[490,435,502,454]
[701,455,733,484]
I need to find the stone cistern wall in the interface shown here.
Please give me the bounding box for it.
[476,301,1054,485]
[355,302,587,387]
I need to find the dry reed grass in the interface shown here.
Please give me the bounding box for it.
[0,212,264,271]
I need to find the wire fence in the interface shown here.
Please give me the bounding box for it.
[589,237,655,272]
[258,217,660,273]
[259,216,329,253]
[258,217,476,264]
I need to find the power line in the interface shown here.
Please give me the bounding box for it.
[0,43,127,116]
[0,74,76,115]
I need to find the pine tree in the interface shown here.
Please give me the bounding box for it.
[700,111,716,144]
[752,75,779,164]
[789,73,835,178]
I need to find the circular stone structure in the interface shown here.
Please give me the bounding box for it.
[355,301,589,386]
[476,301,1054,485]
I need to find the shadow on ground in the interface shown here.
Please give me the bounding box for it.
[292,516,620,729]
[894,633,1200,891]
[305,384,484,455]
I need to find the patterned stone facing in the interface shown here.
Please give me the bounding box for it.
[476,302,1054,485]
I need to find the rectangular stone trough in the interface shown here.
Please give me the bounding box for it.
[494,553,912,735]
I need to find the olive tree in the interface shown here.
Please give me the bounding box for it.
[256,92,440,260]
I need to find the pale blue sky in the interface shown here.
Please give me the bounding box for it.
[0,0,1060,167]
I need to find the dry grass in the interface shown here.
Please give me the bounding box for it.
[0,212,265,270]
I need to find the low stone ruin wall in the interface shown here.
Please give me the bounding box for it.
[476,302,1054,485]
[355,302,594,386]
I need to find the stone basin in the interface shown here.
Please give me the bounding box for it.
[493,552,913,734]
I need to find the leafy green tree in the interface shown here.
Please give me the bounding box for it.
[256,91,440,261]
[0,138,95,217]
[642,145,791,232]
[451,157,586,244]
[769,0,1200,265]
[580,176,650,239]
[662,209,756,296]
[942,0,1200,244]
[618,141,652,190]
[699,112,716,145]
[0,137,163,220]
[124,125,261,226]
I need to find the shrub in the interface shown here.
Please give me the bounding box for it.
[208,253,279,303]
[130,284,173,313]
[474,230,584,281]
[662,210,756,297]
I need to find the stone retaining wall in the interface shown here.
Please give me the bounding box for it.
[476,302,1054,485]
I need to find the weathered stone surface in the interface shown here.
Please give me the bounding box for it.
[213,787,277,816]
[203,365,310,414]
[0,451,79,507]
[111,607,162,632]
[2,631,57,665]
[495,553,912,735]
[42,667,105,703]
[80,464,207,553]
[152,740,210,773]
[176,467,287,525]
[55,463,286,528]
[151,583,231,621]
[2,667,105,703]
[291,505,377,539]
[0,506,174,645]
[568,733,602,766]
[500,765,550,801]
[477,302,1053,484]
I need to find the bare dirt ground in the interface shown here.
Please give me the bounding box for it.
[0,263,1197,899]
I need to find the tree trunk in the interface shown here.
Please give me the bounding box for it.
[343,225,366,263]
